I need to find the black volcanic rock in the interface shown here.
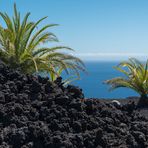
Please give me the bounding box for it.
[0,60,148,147]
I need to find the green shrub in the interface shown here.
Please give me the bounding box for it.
[0,4,85,80]
[105,58,148,98]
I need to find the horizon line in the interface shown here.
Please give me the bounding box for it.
[71,52,148,61]
[74,52,148,57]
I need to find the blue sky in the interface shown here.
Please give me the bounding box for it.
[0,0,148,60]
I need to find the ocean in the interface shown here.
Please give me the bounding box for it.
[63,61,138,99]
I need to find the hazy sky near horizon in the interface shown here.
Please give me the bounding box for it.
[0,0,148,60]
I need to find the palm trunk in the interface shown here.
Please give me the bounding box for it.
[137,94,148,107]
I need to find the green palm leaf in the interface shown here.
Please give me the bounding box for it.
[105,58,148,98]
[0,3,85,83]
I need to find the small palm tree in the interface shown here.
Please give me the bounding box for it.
[105,58,148,99]
[0,4,85,79]
[48,62,82,84]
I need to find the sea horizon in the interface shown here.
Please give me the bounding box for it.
[75,53,148,62]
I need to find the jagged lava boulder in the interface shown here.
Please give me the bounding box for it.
[0,60,148,148]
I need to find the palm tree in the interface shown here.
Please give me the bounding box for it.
[105,58,148,101]
[0,4,85,79]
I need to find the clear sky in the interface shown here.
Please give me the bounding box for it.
[0,0,148,60]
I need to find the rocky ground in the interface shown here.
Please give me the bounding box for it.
[0,60,148,148]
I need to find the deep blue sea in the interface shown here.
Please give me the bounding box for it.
[63,61,138,99]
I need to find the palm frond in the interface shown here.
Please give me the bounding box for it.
[0,3,85,84]
[105,58,148,97]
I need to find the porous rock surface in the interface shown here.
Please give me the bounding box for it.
[0,61,148,148]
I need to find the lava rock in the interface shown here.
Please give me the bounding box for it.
[0,60,148,147]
